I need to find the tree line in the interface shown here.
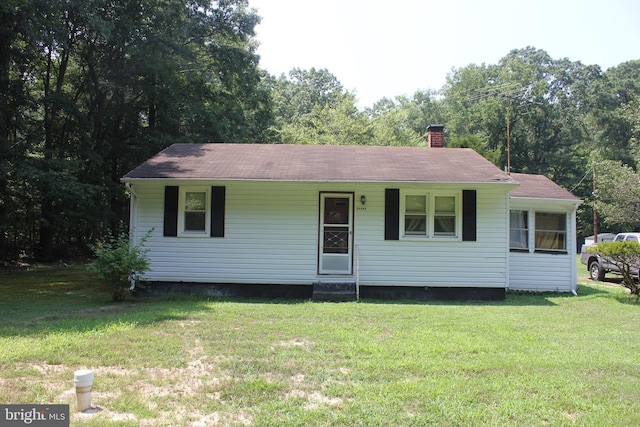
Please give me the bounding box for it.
[1,0,639,260]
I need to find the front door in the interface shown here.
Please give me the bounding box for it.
[319,193,353,275]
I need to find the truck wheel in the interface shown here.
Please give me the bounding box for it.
[589,261,605,281]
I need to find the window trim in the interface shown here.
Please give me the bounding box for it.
[509,210,529,252]
[400,190,461,240]
[434,195,457,237]
[534,211,567,253]
[403,194,428,237]
[177,186,211,237]
[510,209,568,253]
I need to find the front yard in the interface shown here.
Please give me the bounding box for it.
[0,263,639,426]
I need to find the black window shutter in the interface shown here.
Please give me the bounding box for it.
[211,186,225,237]
[385,188,400,241]
[462,189,477,242]
[164,186,179,237]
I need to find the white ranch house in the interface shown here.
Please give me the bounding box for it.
[122,129,581,300]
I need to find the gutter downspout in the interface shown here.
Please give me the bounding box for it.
[355,245,360,302]
[571,204,579,296]
[506,187,511,292]
[124,182,138,291]
[124,182,138,244]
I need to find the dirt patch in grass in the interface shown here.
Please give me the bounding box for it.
[29,362,68,376]
[286,389,344,410]
[274,338,313,349]
[63,359,232,424]
[5,342,233,425]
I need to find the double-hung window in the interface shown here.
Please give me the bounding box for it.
[178,187,210,236]
[510,210,567,252]
[404,195,427,236]
[534,212,566,252]
[401,192,460,239]
[510,210,529,251]
[434,196,456,236]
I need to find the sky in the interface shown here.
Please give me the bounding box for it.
[248,0,640,108]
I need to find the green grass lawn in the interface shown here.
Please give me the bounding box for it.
[1,261,639,426]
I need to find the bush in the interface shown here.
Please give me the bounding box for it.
[588,241,640,297]
[89,229,152,301]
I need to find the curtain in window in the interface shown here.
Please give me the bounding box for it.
[434,196,455,235]
[405,195,426,235]
[510,210,528,249]
[535,212,566,251]
[434,217,455,234]
[405,216,426,234]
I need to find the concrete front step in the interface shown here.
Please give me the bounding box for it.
[312,281,357,302]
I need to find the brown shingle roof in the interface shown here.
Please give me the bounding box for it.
[509,172,580,201]
[123,143,515,184]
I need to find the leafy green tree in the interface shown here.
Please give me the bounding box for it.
[448,134,500,164]
[442,62,505,143]
[576,63,640,241]
[443,47,596,186]
[0,0,30,258]
[590,60,640,165]
[272,67,347,119]
[366,90,445,146]
[2,0,270,260]
[267,68,369,144]
[592,160,640,230]
[275,94,371,145]
[368,101,425,146]
[621,97,640,164]
[29,0,103,259]
[441,47,612,239]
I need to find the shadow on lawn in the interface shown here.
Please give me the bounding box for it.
[577,283,611,296]
[0,292,215,339]
[2,264,633,340]
[361,295,559,307]
[192,292,564,307]
[582,278,640,304]
[0,264,205,335]
[576,280,640,305]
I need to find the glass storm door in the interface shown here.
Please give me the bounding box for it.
[319,193,353,274]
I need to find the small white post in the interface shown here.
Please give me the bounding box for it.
[74,370,94,412]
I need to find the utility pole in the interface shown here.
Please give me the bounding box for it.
[593,162,598,243]
[506,97,512,175]
[470,84,536,176]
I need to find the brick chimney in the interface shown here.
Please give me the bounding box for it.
[427,124,444,148]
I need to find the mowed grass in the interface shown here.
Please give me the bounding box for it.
[0,261,639,426]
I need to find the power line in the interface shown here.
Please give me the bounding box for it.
[468,83,541,174]
[569,169,591,193]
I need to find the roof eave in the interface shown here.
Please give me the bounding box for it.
[122,177,519,186]
[510,195,583,205]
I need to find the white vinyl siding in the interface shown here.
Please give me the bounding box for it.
[509,252,575,292]
[508,198,579,292]
[129,181,512,289]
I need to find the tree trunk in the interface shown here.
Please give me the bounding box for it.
[37,211,55,260]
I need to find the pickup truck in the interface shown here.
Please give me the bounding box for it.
[580,232,640,281]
